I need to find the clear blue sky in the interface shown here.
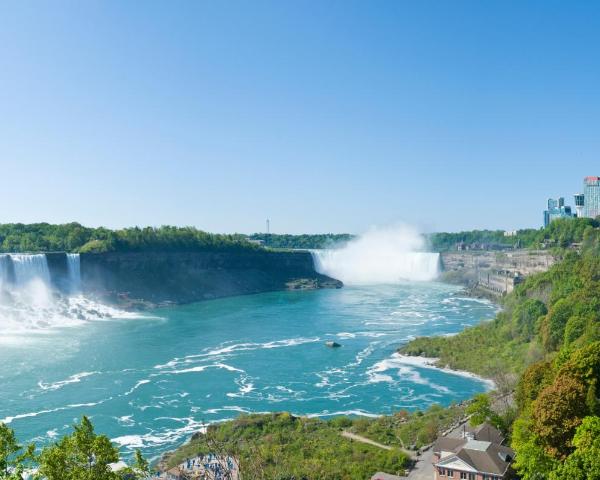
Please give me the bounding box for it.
[1,1,599,234]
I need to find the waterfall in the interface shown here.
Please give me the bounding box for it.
[67,253,81,293]
[0,252,137,335]
[10,254,51,287]
[0,254,11,290]
[310,226,440,284]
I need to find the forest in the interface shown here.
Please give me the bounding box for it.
[0,223,260,254]
[247,233,354,249]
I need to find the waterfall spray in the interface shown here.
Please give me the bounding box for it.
[311,225,439,284]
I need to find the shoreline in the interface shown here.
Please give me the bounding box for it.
[154,279,500,471]
[391,352,496,390]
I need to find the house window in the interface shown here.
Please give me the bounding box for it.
[468,475,475,480]
[439,468,446,476]
[447,470,454,478]
[460,473,468,479]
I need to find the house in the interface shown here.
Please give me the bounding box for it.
[432,423,514,480]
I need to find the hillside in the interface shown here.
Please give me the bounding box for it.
[401,224,600,479]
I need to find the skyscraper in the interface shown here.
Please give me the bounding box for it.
[574,193,585,218]
[544,197,573,227]
[583,177,600,219]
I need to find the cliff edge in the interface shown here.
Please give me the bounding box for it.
[81,250,342,307]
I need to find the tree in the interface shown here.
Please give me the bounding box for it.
[532,374,589,458]
[515,360,554,410]
[512,298,547,341]
[0,423,34,480]
[37,416,120,480]
[466,394,503,430]
[120,450,151,480]
[541,298,574,351]
[512,417,557,480]
[549,416,600,480]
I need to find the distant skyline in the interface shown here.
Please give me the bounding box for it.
[1,1,600,234]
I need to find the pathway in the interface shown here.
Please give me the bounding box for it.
[340,431,416,459]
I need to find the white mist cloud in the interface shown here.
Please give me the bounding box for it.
[312,225,439,284]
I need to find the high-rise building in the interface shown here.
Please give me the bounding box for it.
[574,193,585,218]
[583,177,600,219]
[544,197,573,227]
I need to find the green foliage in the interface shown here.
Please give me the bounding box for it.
[0,223,261,254]
[531,373,589,458]
[0,418,149,480]
[541,298,574,351]
[549,416,600,480]
[466,394,503,431]
[515,360,554,411]
[349,403,467,450]
[248,233,354,250]
[37,416,121,480]
[0,423,34,480]
[511,416,557,480]
[166,413,409,479]
[428,218,599,252]
[512,298,547,341]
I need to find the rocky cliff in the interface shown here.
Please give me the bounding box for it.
[80,250,342,307]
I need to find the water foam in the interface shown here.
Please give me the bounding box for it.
[0,253,151,337]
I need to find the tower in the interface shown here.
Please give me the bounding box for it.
[583,177,600,219]
[266,219,270,234]
[574,193,585,218]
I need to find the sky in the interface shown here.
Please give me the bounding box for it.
[1,1,599,234]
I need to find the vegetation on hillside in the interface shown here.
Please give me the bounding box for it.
[248,233,354,250]
[348,402,468,450]
[401,222,600,479]
[0,223,260,254]
[428,217,599,252]
[0,416,150,480]
[165,412,409,479]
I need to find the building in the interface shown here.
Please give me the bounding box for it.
[583,176,600,219]
[433,423,515,480]
[543,197,573,227]
[574,193,585,218]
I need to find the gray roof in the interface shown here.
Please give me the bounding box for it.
[468,423,505,444]
[434,423,514,476]
[457,443,514,475]
[433,436,466,453]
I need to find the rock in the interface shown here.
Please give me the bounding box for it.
[325,341,341,348]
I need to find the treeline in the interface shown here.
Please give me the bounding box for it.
[428,217,600,251]
[248,233,354,249]
[0,223,260,254]
[401,222,600,479]
[0,416,150,480]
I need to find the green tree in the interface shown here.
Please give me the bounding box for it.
[0,423,34,480]
[541,298,574,351]
[37,416,120,480]
[532,374,589,458]
[466,393,503,430]
[512,298,547,341]
[549,416,600,480]
[512,417,557,480]
[119,450,151,480]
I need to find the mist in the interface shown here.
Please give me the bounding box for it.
[311,225,440,284]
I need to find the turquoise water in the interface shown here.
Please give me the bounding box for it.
[0,283,496,461]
